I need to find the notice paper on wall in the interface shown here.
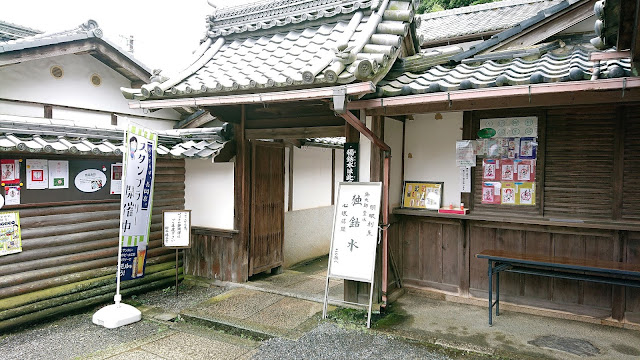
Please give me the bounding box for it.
[459,166,471,193]
[456,140,476,167]
[26,159,48,190]
[48,160,69,189]
[4,186,20,206]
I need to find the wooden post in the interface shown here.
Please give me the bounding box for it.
[234,105,250,282]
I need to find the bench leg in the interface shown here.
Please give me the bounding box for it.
[496,270,500,317]
[488,260,493,326]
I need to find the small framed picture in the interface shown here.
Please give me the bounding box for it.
[402,181,443,210]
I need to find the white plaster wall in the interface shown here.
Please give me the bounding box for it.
[0,100,43,117]
[292,146,333,210]
[359,114,372,182]
[184,159,235,230]
[404,112,463,207]
[284,205,334,267]
[0,54,179,122]
[385,118,404,210]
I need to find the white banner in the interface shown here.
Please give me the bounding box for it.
[328,182,382,283]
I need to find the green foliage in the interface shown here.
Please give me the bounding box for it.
[417,0,499,14]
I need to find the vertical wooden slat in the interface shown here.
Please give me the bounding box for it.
[612,106,625,220]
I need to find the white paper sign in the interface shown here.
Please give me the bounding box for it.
[163,210,191,247]
[328,182,382,283]
[456,140,476,167]
[48,160,69,189]
[459,166,471,193]
[26,159,48,189]
[110,163,123,195]
[74,169,106,193]
[5,186,20,205]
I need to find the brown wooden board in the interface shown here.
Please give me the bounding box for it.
[249,141,285,276]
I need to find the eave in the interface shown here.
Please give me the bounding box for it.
[348,77,640,115]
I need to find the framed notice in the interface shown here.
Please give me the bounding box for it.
[162,210,191,248]
[402,181,443,210]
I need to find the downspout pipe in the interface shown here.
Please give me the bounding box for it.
[339,110,391,307]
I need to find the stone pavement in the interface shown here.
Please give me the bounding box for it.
[2,256,640,359]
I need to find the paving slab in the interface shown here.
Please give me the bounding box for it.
[141,332,250,360]
[375,290,640,360]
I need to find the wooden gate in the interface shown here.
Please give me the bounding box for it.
[249,141,285,276]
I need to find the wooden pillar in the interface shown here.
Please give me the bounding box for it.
[234,105,250,282]
[343,116,384,304]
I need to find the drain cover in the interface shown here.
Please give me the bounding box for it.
[528,336,600,356]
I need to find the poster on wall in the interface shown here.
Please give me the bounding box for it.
[519,137,537,159]
[343,143,359,182]
[1,159,20,185]
[119,124,157,281]
[74,169,107,193]
[515,159,536,182]
[480,117,538,138]
[501,182,517,205]
[4,186,20,205]
[517,182,536,205]
[110,163,123,195]
[501,159,514,181]
[482,182,502,204]
[0,211,21,256]
[48,160,69,189]
[483,159,499,181]
[402,181,443,210]
[459,166,471,193]
[26,159,49,190]
[456,140,476,167]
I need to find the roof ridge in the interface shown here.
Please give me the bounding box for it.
[420,0,555,19]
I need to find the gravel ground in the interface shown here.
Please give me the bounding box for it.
[252,323,454,360]
[0,283,226,360]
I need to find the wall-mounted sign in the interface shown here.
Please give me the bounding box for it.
[343,142,359,182]
[162,210,191,248]
[110,163,123,195]
[48,160,69,189]
[74,169,107,193]
[1,159,20,185]
[26,159,48,190]
[0,211,21,256]
[402,181,443,210]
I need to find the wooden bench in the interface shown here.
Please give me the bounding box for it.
[476,249,640,326]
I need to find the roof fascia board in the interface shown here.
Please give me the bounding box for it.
[0,38,151,83]
[129,82,376,110]
[348,78,640,114]
[488,0,596,53]
[0,39,97,67]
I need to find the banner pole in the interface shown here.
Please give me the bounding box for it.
[175,249,179,296]
[114,130,128,305]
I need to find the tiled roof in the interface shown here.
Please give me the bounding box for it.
[0,20,151,77]
[0,20,41,42]
[208,0,376,38]
[0,115,233,160]
[417,0,564,45]
[124,0,419,100]
[374,47,631,97]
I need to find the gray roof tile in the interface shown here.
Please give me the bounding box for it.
[0,20,42,42]
[125,0,418,101]
[374,47,631,97]
[0,115,232,160]
[417,0,564,44]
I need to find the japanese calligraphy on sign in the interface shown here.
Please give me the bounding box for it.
[343,143,359,182]
[163,210,191,248]
[0,211,21,257]
[119,124,157,281]
[328,182,382,282]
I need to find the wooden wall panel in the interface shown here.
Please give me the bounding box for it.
[469,225,494,290]
[545,106,616,218]
[421,222,443,283]
[551,233,585,304]
[582,235,614,308]
[401,219,421,281]
[523,231,552,300]
[495,228,524,296]
[184,228,241,282]
[441,224,459,286]
[0,158,185,332]
[623,106,640,220]
[626,232,640,317]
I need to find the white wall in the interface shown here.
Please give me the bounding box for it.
[385,117,404,210]
[334,148,344,204]
[284,206,334,267]
[184,159,235,230]
[359,114,372,182]
[291,146,333,211]
[404,112,463,207]
[0,54,179,126]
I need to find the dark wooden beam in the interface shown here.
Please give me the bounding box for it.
[234,105,250,282]
[632,0,640,69]
[245,115,344,129]
[331,149,336,206]
[282,139,302,148]
[0,40,97,66]
[288,145,294,212]
[92,42,151,83]
[245,126,345,140]
[340,112,390,152]
[44,105,52,119]
[618,0,637,51]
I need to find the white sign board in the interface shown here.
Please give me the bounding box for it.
[163,210,191,248]
[328,182,382,283]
